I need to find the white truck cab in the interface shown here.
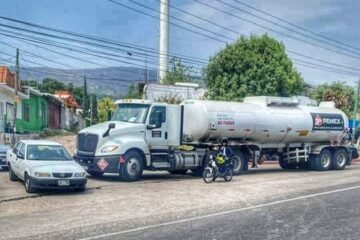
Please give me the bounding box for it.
[74,99,192,181]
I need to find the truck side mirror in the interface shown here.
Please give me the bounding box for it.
[103,123,116,137]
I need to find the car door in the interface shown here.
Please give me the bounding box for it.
[16,144,27,179]
[145,106,168,149]
[9,142,22,173]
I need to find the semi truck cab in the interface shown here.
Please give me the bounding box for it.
[74,99,197,181]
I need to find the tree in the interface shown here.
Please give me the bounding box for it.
[311,81,355,117]
[204,34,306,101]
[162,57,194,85]
[98,97,116,122]
[90,94,98,124]
[125,83,142,99]
[82,75,90,119]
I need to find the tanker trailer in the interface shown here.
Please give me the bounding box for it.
[74,97,356,182]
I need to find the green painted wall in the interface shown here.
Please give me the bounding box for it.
[17,93,48,133]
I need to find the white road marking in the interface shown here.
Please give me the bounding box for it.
[79,185,360,240]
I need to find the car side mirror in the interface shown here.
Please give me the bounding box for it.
[17,153,24,160]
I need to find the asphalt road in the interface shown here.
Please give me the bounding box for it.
[72,185,360,240]
[2,164,360,240]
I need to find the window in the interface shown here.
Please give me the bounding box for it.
[26,145,72,161]
[149,106,166,125]
[18,144,26,158]
[23,104,30,122]
[13,142,22,155]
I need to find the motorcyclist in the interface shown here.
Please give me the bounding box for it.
[216,137,234,167]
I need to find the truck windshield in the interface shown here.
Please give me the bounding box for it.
[112,104,150,123]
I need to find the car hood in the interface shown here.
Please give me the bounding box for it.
[28,160,84,173]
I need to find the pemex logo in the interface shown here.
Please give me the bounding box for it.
[315,114,323,126]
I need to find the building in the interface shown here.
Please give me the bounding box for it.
[45,93,62,130]
[16,87,49,133]
[0,66,28,133]
[53,90,82,130]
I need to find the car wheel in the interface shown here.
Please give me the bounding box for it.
[8,166,18,181]
[120,150,144,182]
[87,171,104,177]
[331,148,348,170]
[25,174,36,193]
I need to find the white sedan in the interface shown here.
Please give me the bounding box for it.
[7,140,87,193]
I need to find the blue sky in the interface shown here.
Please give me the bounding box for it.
[0,0,359,86]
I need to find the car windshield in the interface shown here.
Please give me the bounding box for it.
[112,103,150,123]
[27,145,72,161]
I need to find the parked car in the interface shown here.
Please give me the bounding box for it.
[7,140,87,193]
[0,144,11,170]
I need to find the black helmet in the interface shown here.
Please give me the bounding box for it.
[220,137,228,144]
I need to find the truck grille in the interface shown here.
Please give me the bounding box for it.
[77,133,99,154]
[52,173,72,178]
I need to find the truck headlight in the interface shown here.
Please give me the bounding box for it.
[74,172,86,177]
[101,145,119,153]
[34,172,52,178]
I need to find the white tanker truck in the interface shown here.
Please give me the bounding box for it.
[74,96,357,181]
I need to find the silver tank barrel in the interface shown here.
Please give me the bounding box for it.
[181,96,348,144]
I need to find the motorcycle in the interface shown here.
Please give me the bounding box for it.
[203,151,233,183]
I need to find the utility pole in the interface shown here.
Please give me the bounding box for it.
[90,94,93,125]
[12,48,19,146]
[145,54,149,84]
[158,0,169,83]
[352,79,360,143]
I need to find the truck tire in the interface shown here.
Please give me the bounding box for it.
[231,152,245,175]
[168,170,188,175]
[120,150,144,182]
[86,171,104,177]
[8,165,18,181]
[331,148,347,170]
[313,149,332,171]
[279,157,297,169]
[24,174,36,193]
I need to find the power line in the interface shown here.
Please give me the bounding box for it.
[0,15,208,64]
[230,0,360,53]
[214,0,360,56]
[193,0,360,61]
[159,0,360,74]
[106,0,228,43]
[0,26,205,72]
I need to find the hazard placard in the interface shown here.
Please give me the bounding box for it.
[97,158,109,171]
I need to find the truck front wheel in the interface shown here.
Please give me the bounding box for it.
[331,148,347,170]
[120,150,144,182]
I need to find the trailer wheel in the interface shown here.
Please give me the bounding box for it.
[120,150,144,182]
[232,151,245,175]
[313,149,332,171]
[331,148,347,170]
